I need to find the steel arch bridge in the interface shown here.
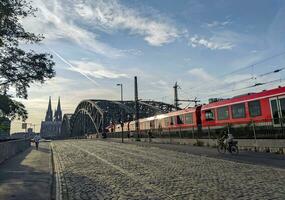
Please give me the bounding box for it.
[61,114,73,138]
[67,99,178,137]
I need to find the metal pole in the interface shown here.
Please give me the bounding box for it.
[134,76,140,140]
[174,82,179,109]
[121,84,123,102]
[207,126,210,144]
[227,123,230,134]
[117,83,123,102]
[252,120,258,148]
[121,123,124,143]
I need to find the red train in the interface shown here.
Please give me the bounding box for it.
[108,86,285,139]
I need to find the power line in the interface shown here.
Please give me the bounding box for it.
[203,77,285,99]
[189,66,285,94]
[189,50,285,91]
[219,51,285,78]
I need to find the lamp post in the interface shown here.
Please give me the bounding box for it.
[116,83,123,102]
[120,120,124,143]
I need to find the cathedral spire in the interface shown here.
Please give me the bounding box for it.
[45,96,53,121]
[54,97,62,121]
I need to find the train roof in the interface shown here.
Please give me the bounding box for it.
[165,107,197,116]
[202,85,285,110]
[138,107,198,122]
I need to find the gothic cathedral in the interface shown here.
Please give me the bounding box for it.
[40,97,62,138]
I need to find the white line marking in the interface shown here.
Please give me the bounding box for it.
[69,142,176,200]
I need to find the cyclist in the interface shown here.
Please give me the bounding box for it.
[220,131,234,151]
[226,133,234,152]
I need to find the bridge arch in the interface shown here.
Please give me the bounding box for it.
[61,114,73,138]
[70,99,178,137]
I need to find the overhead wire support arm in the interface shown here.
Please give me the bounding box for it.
[174,82,200,108]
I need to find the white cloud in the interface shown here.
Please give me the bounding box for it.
[22,0,180,52]
[70,60,127,79]
[188,68,216,82]
[21,0,122,57]
[74,0,180,46]
[205,20,231,28]
[189,35,234,50]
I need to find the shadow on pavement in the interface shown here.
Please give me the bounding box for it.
[0,143,51,200]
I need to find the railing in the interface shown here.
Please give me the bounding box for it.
[106,118,285,139]
[0,139,31,164]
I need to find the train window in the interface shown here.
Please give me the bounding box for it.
[205,110,215,121]
[248,100,261,117]
[164,117,169,126]
[231,103,246,118]
[185,113,193,124]
[150,120,155,128]
[217,106,229,120]
[279,98,285,119]
[177,115,184,124]
[171,116,176,125]
[170,117,174,125]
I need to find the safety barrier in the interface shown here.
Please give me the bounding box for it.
[0,139,31,164]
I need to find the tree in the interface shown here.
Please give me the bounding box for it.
[0,0,55,121]
[0,94,27,120]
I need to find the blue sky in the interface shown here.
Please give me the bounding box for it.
[11,0,285,133]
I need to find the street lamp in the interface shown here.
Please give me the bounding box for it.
[116,83,123,102]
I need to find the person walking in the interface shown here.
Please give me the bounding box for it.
[33,134,41,150]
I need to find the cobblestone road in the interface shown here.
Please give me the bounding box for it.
[52,140,285,200]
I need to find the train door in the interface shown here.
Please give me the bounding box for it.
[269,96,285,126]
[195,106,202,132]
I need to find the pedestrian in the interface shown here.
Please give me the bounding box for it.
[33,134,41,150]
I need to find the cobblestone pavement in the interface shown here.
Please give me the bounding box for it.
[52,140,285,200]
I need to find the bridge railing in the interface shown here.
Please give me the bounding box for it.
[0,139,31,164]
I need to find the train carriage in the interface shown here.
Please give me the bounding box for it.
[107,86,285,139]
[201,86,285,138]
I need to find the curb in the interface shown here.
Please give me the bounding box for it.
[51,143,63,200]
[50,143,56,200]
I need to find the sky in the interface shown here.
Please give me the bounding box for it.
[10,0,285,133]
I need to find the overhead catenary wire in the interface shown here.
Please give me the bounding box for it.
[202,77,285,99]
[183,67,285,102]
[188,50,285,91]
[219,51,285,78]
[189,66,285,92]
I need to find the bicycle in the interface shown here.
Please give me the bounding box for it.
[217,139,239,155]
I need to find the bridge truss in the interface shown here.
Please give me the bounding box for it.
[66,100,178,137]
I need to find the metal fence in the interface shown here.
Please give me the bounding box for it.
[107,118,285,139]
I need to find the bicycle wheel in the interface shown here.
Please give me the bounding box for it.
[230,145,239,155]
[217,144,226,154]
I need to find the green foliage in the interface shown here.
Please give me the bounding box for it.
[0,94,27,120]
[0,116,10,131]
[0,0,55,120]
[0,0,55,98]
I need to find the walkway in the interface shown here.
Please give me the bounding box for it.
[0,142,52,200]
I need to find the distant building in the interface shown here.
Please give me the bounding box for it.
[0,117,11,140]
[40,97,62,138]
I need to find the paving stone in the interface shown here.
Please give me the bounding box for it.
[52,140,285,200]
